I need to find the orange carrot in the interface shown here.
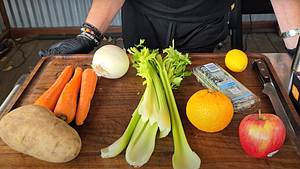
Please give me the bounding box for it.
[34,65,74,111]
[54,67,83,123]
[75,68,98,125]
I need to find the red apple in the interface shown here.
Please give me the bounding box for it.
[239,110,286,158]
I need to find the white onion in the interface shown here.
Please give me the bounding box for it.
[92,45,129,79]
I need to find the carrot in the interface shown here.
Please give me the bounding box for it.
[34,65,74,111]
[54,67,83,123]
[75,68,98,125]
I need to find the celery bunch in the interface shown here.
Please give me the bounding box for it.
[101,40,201,169]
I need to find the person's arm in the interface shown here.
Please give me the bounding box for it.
[85,0,125,34]
[270,0,300,51]
[39,0,125,57]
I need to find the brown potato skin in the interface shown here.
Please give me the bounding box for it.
[0,105,82,163]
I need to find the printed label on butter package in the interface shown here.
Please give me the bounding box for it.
[192,63,261,114]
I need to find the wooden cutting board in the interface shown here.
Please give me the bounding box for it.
[1,53,300,168]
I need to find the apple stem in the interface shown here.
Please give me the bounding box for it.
[258,109,262,120]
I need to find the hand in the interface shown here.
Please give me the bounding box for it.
[39,36,95,57]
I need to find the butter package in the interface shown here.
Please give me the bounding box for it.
[192,63,261,114]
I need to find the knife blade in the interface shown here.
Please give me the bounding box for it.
[252,58,298,140]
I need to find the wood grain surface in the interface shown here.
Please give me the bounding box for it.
[0,53,300,169]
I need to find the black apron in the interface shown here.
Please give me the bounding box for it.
[121,0,235,53]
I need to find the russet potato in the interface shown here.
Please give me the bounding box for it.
[0,105,82,163]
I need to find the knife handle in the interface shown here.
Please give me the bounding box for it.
[252,59,271,84]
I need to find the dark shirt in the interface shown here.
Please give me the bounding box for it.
[129,0,235,23]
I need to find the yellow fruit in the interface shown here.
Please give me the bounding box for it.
[186,89,234,133]
[225,49,248,72]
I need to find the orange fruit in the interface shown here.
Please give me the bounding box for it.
[186,89,234,133]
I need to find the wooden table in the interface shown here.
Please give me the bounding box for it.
[1,53,300,168]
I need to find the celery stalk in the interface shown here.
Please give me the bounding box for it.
[157,41,200,169]
[101,108,141,158]
[125,119,158,167]
[101,94,145,158]
[161,69,201,169]
[148,62,171,138]
[138,76,155,122]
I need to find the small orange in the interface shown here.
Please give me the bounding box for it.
[186,89,234,133]
[225,49,248,72]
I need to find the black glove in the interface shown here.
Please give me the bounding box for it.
[38,36,95,57]
[39,22,103,57]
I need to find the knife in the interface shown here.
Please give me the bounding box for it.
[252,58,298,140]
[288,36,300,94]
